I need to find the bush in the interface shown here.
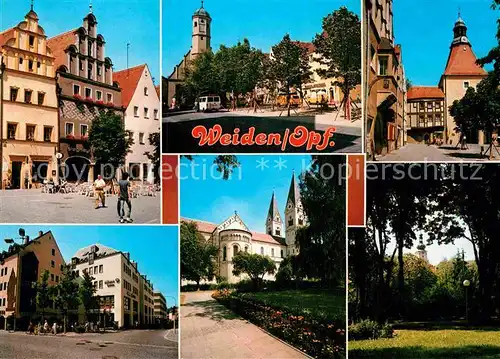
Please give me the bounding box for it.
[216,281,233,290]
[348,319,394,341]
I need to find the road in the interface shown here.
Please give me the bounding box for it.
[163,111,361,153]
[0,190,160,224]
[375,143,496,162]
[181,291,308,359]
[0,329,177,359]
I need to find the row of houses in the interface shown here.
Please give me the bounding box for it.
[0,6,160,189]
[0,230,169,329]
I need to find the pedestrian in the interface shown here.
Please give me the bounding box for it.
[53,321,57,335]
[43,320,49,334]
[27,321,34,335]
[93,175,106,209]
[117,172,133,223]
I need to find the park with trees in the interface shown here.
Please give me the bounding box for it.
[180,155,347,358]
[349,163,500,358]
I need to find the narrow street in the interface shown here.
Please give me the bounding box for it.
[375,143,493,162]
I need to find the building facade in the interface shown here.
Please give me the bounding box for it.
[0,8,59,189]
[439,16,488,145]
[365,0,407,157]
[139,274,155,326]
[406,87,446,143]
[113,64,160,182]
[0,231,65,330]
[153,291,167,319]
[47,11,123,182]
[165,2,211,110]
[182,174,306,284]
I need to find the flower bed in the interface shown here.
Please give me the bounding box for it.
[212,290,345,358]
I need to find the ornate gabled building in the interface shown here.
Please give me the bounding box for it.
[439,15,488,145]
[406,87,446,143]
[164,1,212,111]
[0,6,59,189]
[47,9,123,182]
[182,174,306,283]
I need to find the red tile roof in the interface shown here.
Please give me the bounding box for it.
[0,28,15,48]
[407,87,445,100]
[113,64,147,108]
[294,41,315,54]
[444,44,487,76]
[47,29,78,71]
[181,217,283,245]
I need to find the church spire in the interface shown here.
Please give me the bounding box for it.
[287,172,301,206]
[267,191,282,222]
[452,11,469,47]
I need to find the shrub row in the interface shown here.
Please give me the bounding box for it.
[348,319,394,341]
[213,290,346,358]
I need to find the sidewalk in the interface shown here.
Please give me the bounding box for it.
[181,291,309,359]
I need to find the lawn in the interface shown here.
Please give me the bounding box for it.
[349,329,500,358]
[238,289,345,322]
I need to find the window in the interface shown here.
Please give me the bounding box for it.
[97,66,102,76]
[144,87,148,96]
[435,102,442,111]
[134,106,139,117]
[44,127,52,142]
[144,107,149,118]
[73,84,80,95]
[10,88,18,101]
[139,133,145,144]
[378,56,389,76]
[89,267,93,275]
[419,102,425,111]
[51,249,55,256]
[88,63,93,80]
[51,260,55,268]
[276,229,281,236]
[245,246,248,252]
[96,90,102,101]
[298,218,304,225]
[154,109,159,120]
[99,280,103,289]
[81,124,88,138]
[85,88,92,99]
[29,35,35,47]
[26,125,36,141]
[56,275,59,283]
[260,247,264,255]
[223,246,227,261]
[130,163,140,179]
[65,123,74,136]
[28,60,34,72]
[233,245,239,256]
[38,92,45,105]
[24,90,32,103]
[94,266,98,274]
[271,248,275,257]
[19,57,23,65]
[7,124,17,139]
[427,102,433,110]
[79,60,84,71]
[51,274,54,281]
[106,93,113,103]
[281,250,284,258]
[99,265,103,273]
[37,61,41,69]
[464,81,470,89]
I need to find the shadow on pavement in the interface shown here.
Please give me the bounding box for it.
[349,345,500,358]
[183,300,240,322]
[447,152,485,159]
[163,116,359,153]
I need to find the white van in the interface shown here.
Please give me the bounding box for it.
[198,95,221,112]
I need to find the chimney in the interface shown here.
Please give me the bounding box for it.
[38,231,43,237]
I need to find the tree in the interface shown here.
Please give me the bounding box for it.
[88,111,133,175]
[180,221,218,288]
[35,270,51,322]
[181,155,240,180]
[53,268,80,333]
[182,51,220,104]
[144,132,160,183]
[269,34,312,116]
[295,155,346,287]
[78,271,98,322]
[313,7,361,116]
[232,252,276,291]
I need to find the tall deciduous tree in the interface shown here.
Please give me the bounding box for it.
[144,132,160,183]
[88,111,133,175]
[232,252,276,291]
[181,155,240,180]
[53,268,80,332]
[295,155,346,288]
[313,6,361,115]
[78,271,98,322]
[269,34,312,116]
[35,270,51,322]
[180,221,218,288]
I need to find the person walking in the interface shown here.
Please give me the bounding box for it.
[117,172,132,223]
[93,175,106,209]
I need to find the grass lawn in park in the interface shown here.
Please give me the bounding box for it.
[349,329,500,358]
[238,289,345,322]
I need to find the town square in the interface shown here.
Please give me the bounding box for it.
[0,1,161,223]
[163,0,362,153]
[0,225,179,359]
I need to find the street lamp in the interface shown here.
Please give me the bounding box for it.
[463,279,471,322]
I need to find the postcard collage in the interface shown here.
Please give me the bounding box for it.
[0,0,499,358]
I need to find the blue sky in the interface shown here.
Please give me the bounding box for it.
[180,155,316,233]
[0,225,179,306]
[394,0,498,86]
[163,0,360,75]
[1,0,160,82]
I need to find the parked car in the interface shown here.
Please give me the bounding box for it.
[276,92,301,107]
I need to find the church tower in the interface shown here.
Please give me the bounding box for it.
[266,191,283,237]
[191,1,211,58]
[285,173,305,256]
[440,12,487,145]
[416,235,428,263]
